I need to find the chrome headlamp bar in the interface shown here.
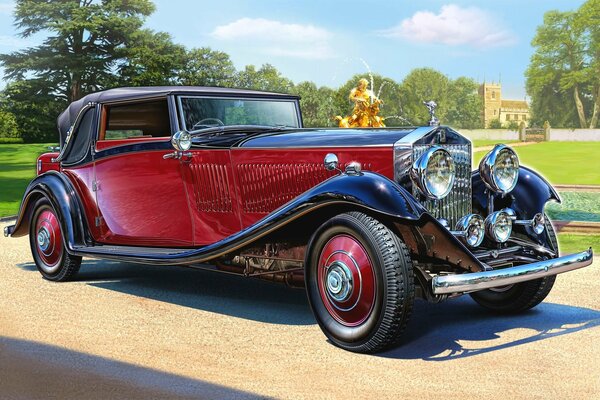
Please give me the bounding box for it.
[503,208,546,235]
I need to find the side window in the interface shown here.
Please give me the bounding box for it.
[63,108,94,165]
[100,99,171,140]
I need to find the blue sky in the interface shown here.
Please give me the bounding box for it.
[0,0,586,99]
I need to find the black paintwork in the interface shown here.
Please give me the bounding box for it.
[472,166,561,248]
[8,171,91,247]
[238,127,417,148]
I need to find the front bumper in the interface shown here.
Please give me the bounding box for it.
[432,248,593,295]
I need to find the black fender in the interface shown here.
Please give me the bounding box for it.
[61,171,485,272]
[473,166,561,246]
[7,171,91,250]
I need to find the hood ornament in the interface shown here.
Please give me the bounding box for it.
[423,100,439,127]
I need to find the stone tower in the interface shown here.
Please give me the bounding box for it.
[479,82,502,127]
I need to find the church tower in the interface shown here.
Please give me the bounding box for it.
[479,82,502,127]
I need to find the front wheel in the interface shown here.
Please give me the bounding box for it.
[29,198,81,281]
[305,212,414,353]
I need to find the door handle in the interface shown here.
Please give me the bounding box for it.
[163,151,192,160]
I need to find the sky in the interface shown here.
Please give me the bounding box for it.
[0,0,587,100]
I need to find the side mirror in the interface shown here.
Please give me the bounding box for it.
[171,130,192,151]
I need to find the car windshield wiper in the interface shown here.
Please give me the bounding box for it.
[190,125,289,138]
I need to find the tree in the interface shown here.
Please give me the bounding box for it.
[180,47,237,87]
[117,29,186,87]
[489,118,502,129]
[399,68,450,126]
[291,81,336,127]
[0,110,19,139]
[234,64,294,93]
[446,77,483,129]
[577,0,600,128]
[526,9,591,128]
[0,0,155,102]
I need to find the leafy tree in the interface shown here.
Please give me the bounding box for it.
[180,47,237,87]
[117,29,186,87]
[234,64,294,93]
[526,9,591,128]
[577,0,600,127]
[0,110,19,139]
[399,68,450,126]
[446,77,483,129]
[1,80,66,142]
[0,0,155,102]
[504,120,519,130]
[489,118,502,129]
[291,81,336,127]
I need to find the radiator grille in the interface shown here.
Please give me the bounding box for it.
[412,144,472,227]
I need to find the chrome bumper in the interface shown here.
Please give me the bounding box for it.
[432,248,594,295]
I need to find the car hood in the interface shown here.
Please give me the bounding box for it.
[237,127,429,148]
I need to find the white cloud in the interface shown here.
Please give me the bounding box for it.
[211,18,335,59]
[0,2,14,14]
[379,5,516,48]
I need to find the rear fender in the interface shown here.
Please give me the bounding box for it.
[8,171,90,251]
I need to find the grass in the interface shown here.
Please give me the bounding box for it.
[557,233,599,254]
[474,141,600,185]
[472,139,519,148]
[0,143,56,217]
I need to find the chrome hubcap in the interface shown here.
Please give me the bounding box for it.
[37,227,50,252]
[326,261,353,302]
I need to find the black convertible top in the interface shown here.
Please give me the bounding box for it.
[56,86,299,147]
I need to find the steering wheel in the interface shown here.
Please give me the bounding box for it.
[193,118,225,129]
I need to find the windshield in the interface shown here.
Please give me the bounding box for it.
[179,97,300,131]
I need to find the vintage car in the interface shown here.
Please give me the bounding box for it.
[4,86,594,353]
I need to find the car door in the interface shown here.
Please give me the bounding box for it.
[92,98,194,247]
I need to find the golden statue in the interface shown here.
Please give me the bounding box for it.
[335,78,385,128]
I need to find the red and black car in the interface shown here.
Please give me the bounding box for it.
[4,86,594,353]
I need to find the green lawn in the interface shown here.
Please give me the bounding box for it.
[474,141,600,185]
[546,192,600,222]
[472,139,519,148]
[0,143,56,217]
[557,233,599,255]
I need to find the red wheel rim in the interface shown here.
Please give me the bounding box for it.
[35,209,63,268]
[317,234,376,326]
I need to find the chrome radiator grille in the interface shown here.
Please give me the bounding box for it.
[412,144,472,227]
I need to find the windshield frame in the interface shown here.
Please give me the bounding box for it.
[176,95,302,133]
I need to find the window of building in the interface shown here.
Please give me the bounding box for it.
[506,114,510,120]
[523,115,527,121]
[494,109,497,116]
[492,91,496,99]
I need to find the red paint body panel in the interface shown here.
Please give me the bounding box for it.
[230,147,393,228]
[182,149,242,245]
[62,168,102,240]
[37,153,60,175]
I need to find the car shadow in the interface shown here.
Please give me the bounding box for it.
[381,297,600,361]
[17,259,600,360]
[0,336,263,400]
[17,259,315,326]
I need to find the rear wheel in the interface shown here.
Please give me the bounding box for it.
[29,198,81,281]
[470,215,558,313]
[305,212,414,353]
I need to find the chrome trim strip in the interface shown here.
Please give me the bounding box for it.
[432,248,593,295]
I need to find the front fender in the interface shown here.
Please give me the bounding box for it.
[7,171,90,250]
[473,166,561,246]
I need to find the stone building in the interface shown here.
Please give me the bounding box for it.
[479,82,529,128]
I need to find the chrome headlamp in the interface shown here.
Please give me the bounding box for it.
[479,144,519,194]
[411,146,456,200]
[455,214,485,247]
[485,210,513,243]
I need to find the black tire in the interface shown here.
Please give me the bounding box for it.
[470,215,558,313]
[29,198,81,282]
[305,212,414,353]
